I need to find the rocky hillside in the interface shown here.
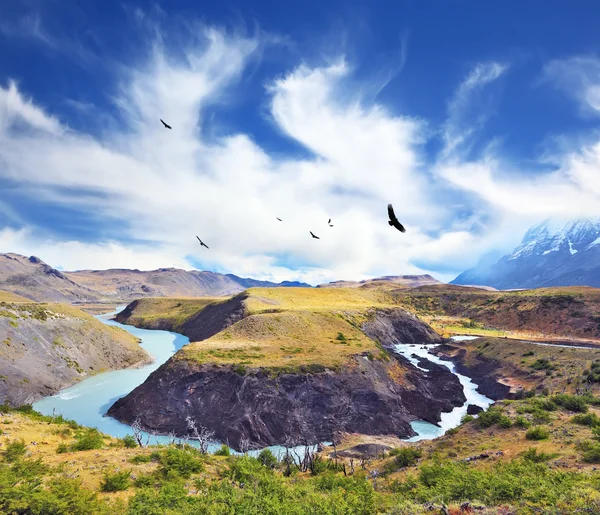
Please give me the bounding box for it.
[0,253,102,302]
[0,302,149,406]
[108,287,466,449]
[453,218,600,289]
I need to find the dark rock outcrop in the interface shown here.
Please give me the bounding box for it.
[362,308,445,347]
[467,404,484,415]
[433,344,512,400]
[108,353,465,451]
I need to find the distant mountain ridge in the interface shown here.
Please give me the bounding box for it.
[317,274,441,289]
[452,218,600,289]
[0,253,311,303]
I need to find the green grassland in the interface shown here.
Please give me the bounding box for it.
[4,394,600,514]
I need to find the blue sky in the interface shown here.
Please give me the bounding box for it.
[1,1,600,284]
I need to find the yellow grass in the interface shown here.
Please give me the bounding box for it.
[0,290,31,303]
[180,310,385,369]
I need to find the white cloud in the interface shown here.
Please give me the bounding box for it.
[542,56,600,116]
[1,28,600,285]
[443,62,508,158]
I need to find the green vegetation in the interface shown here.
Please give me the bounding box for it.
[3,439,27,462]
[3,400,600,513]
[100,470,131,492]
[384,447,422,473]
[526,426,550,440]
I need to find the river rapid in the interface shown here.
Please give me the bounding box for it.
[33,307,494,448]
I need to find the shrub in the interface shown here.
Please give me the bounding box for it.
[214,444,231,456]
[71,428,104,451]
[257,448,278,468]
[526,427,550,441]
[553,394,588,413]
[122,435,138,448]
[580,441,600,463]
[514,416,531,429]
[522,351,535,357]
[129,454,152,464]
[477,407,504,428]
[521,447,556,463]
[571,413,600,427]
[156,447,204,478]
[498,415,513,429]
[384,447,422,473]
[133,473,155,488]
[56,443,69,454]
[460,414,475,424]
[530,358,555,371]
[3,439,27,462]
[100,470,131,492]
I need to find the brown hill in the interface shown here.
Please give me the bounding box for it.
[0,253,102,302]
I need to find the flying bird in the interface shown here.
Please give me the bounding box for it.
[196,236,209,249]
[160,119,172,130]
[328,218,333,227]
[310,231,320,239]
[387,204,406,233]
[276,217,283,222]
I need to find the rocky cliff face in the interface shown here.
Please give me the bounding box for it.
[108,307,465,450]
[108,354,464,450]
[453,218,600,289]
[0,303,149,406]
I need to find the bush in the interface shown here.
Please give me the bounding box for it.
[477,407,504,428]
[214,444,231,456]
[156,447,204,478]
[3,439,27,462]
[571,413,600,427]
[384,447,422,473]
[257,448,278,468]
[521,447,556,463]
[526,427,550,441]
[56,443,69,454]
[71,428,104,451]
[129,454,152,464]
[580,441,600,463]
[530,358,555,371]
[461,414,475,424]
[100,470,131,492]
[498,415,513,429]
[553,394,588,413]
[122,435,138,448]
[515,416,531,429]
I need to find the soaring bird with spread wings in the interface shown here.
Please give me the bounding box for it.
[196,236,209,249]
[310,231,320,239]
[387,204,406,233]
[160,119,172,130]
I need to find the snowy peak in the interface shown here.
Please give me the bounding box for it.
[452,217,600,289]
[509,217,600,260]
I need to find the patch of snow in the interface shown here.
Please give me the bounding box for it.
[589,236,600,249]
[568,240,578,255]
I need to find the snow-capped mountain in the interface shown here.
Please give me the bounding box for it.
[452,218,600,289]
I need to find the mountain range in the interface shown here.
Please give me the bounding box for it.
[453,218,600,289]
[0,253,311,303]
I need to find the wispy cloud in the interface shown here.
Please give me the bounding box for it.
[442,62,509,159]
[542,56,600,116]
